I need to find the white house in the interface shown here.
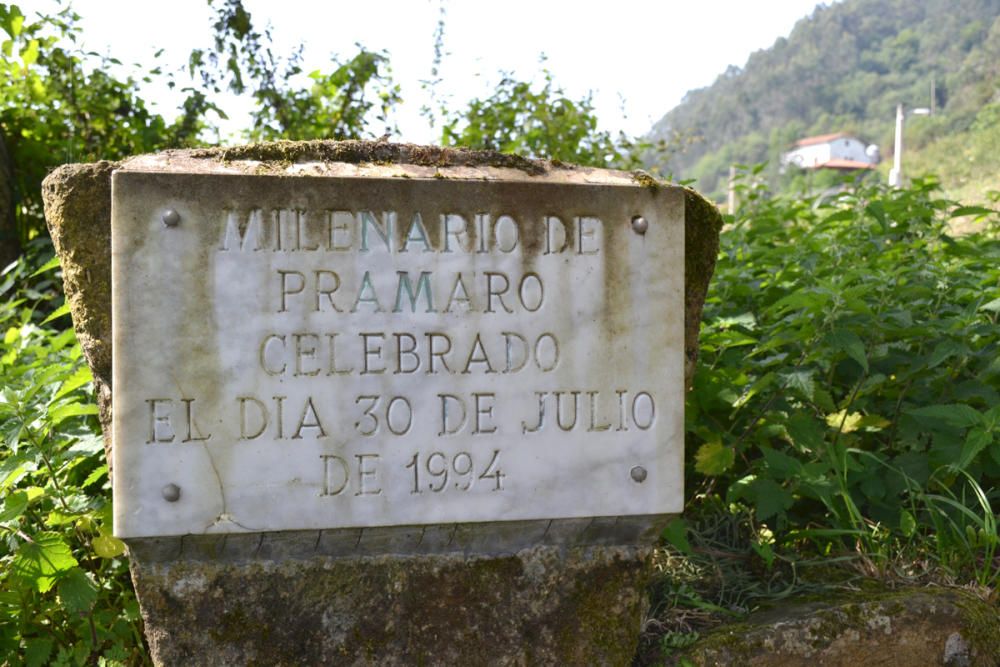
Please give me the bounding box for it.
[782,133,878,171]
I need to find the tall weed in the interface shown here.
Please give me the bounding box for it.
[0,241,146,666]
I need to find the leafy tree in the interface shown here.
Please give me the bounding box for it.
[249,50,401,142]
[441,70,642,169]
[0,0,406,267]
[0,3,208,266]
[189,0,401,141]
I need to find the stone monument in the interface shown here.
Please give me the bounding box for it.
[43,141,721,665]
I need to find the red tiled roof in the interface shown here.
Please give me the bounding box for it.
[795,132,848,147]
[808,158,876,170]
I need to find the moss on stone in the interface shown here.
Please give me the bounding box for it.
[954,590,1000,662]
[187,139,549,176]
[682,185,723,390]
[546,553,650,664]
[677,587,1000,667]
[630,170,661,190]
[130,545,652,666]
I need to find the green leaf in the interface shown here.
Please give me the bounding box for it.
[826,410,864,433]
[8,12,24,39]
[926,340,963,369]
[899,509,917,537]
[781,370,815,401]
[41,302,70,324]
[786,413,825,452]
[865,201,886,225]
[24,637,53,667]
[750,478,794,521]
[760,446,803,478]
[822,209,856,223]
[21,38,39,67]
[54,364,92,399]
[694,440,735,476]
[81,464,108,489]
[826,329,868,372]
[954,428,992,471]
[906,404,983,428]
[980,297,1000,313]
[28,256,60,277]
[12,531,79,592]
[662,518,692,555]
[47,401,99,426]
[0,454,30,491]
[0,490,28,523]
[45,509,78,527]
[716,312,757,329]
[812,388,837,413]
[950,205,994,218]
[57,568,97,614]
[92,534,126,559]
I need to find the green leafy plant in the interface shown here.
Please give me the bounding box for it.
[0,242,146,666]
[687,170,1000,582]
[441,68,642,169]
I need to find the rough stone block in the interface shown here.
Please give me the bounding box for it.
[41,141,723,665]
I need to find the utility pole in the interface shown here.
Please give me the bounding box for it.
[889,103,930,188]
[889,104,905,187]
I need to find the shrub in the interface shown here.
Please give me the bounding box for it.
[686,171,1000,582]
[0,241,147,666]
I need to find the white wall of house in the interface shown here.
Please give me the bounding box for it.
[784,143,831,168]
[782,136,876,168]
[830,137,872,163]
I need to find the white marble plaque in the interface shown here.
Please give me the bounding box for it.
[111,169,684,538]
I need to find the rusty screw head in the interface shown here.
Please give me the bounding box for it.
[162,209,181,227]
[631,215,648,235]
[630,466,648,483]
[162,483,181,502]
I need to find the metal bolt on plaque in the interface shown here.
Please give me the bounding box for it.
[161,483,181,502]
[162,209,180,227]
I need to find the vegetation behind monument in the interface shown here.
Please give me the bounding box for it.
[1,1,999,665]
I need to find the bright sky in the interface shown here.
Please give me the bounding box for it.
[41,0,829,143]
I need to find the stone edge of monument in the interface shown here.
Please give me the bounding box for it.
[125,514,670,562]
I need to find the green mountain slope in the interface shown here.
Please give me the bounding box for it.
[648,0,1000,199]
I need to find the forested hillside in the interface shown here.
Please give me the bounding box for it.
[648,0,1000,199]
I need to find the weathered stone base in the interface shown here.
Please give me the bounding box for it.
[677,587,1000,667]
[129,543,651,666]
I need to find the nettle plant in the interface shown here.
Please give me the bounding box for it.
[687,171,1000,581]
[0,243,145,666]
